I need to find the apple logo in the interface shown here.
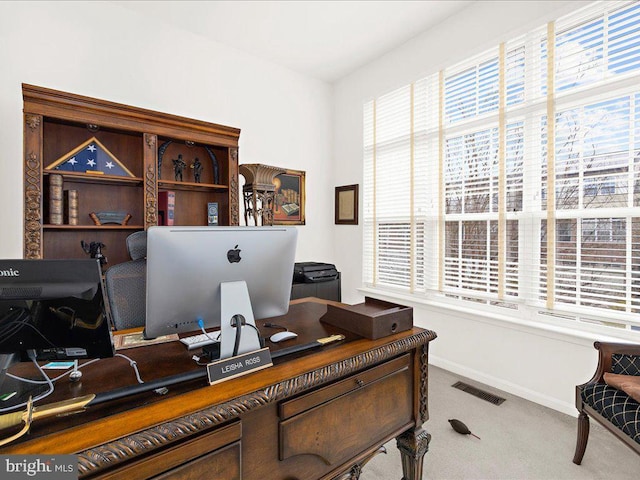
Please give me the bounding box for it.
[227,245,241,263]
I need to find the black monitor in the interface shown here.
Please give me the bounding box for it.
[0,259,114,361]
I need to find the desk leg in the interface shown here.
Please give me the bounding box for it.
[396,427,431,480]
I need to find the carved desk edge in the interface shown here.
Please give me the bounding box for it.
[77,329,437,476]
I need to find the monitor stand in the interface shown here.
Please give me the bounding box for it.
[218,281,262,359]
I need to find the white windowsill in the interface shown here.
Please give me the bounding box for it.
[358,286,640,348]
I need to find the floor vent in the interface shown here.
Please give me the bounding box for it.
[452,381,506,406]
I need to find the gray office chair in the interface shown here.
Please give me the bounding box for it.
[105,231,147,330]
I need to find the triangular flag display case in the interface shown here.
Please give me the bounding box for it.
[46,137,135,178]
[23,84,241,267]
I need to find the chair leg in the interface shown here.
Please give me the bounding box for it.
[573,411,590,465]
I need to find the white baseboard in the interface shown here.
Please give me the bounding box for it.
[429,355,578,417]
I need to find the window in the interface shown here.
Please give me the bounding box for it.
[363,1,640,335]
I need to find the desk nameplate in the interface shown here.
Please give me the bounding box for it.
[206,347,273,385]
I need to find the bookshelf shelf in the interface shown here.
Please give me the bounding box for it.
[23,84,241,267]
[158,179,229,192]
[44,170,145,186]
[43,225,145,230]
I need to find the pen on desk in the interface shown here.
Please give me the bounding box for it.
[271,334,345,359]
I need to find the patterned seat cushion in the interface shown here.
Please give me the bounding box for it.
[612,354,640,376]
[582,383,640,445]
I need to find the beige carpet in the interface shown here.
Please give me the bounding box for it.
[360,366,640,479]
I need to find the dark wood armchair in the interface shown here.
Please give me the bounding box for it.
[573,341,640,465]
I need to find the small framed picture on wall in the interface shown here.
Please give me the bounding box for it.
[335,184,358,225]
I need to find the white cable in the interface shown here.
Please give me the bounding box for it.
[5,373,47,384]
[1,352,145,413]
[6,355,143,384]
[199,318,221,343]
[0,352,54,413]
[115,353,144,384]
[6,358,101,384]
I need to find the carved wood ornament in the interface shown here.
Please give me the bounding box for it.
[145,165,158,227]
[25,114,41,130]
[419,343,429,423]
[230,148,240,225]
[145,133,156,149]
[24,114,43,259]
[144,133,158,227]
[397,428,431,480]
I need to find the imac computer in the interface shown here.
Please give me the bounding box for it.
[144,226,298,358]
[0,258,114,361]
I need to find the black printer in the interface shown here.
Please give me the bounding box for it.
[293,262,339,283]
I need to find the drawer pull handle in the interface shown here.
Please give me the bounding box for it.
[356,379,364,388]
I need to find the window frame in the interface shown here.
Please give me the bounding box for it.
[362,0,640,339]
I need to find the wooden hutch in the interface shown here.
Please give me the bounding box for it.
[22,84,240,266]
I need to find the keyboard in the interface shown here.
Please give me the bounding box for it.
[179,332,220,350]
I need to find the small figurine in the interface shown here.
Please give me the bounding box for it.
[172,154,187,181]
[191,157,203,183]
[81,240,107,266]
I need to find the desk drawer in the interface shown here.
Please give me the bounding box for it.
[96,421,241,480]
[152,442,240,480]
[278,354,412,466]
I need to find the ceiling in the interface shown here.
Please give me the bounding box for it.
[114,1,473,83]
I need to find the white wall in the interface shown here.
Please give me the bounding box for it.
[0,1,334,263]
[331,0,608,415]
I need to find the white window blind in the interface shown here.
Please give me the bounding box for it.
[363,80,435,291]
[363,0,640,335]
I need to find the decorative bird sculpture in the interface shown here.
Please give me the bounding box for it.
[448,419,481,439]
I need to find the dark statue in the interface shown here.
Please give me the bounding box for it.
[81,240,107,266]
[191,157,203,183]
[172,154,187,181]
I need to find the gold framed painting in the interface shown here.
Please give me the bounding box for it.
[273,169,306,225]
[335,184,358,225]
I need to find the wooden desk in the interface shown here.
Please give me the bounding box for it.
[0,299,437,480]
